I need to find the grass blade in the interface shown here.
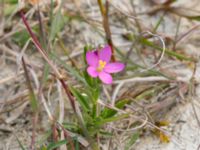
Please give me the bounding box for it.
[16,136,26,150]
[47,140,68,150]
[70,87,90,112]
[125,132,140,150]
[140,38,195,61]
[22,57,38,112]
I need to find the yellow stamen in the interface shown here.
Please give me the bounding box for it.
[97,60,106,72]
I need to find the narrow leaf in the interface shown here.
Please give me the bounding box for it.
[51,52,85,84]
[140,38,194,61]
[50,9,68,42]
[100,99,130,119]
[70,87,90,112]
[16,136,26,150]
[22,57,38,112]
[47,140,68,150]
[125,132,140,150]
[96,113,129,126]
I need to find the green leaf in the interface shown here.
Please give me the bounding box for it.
[83,45,90,64]
[153,13,165,32]
[99,130,113,137]
[82,74,100,104]
[83,70,94,87]
[5,0,18,4]
[140,38,195,61]
[83,45,93,62]
[115,47,174,79]
[91,86,100,103]
[4,4,17,16]
[13,30,30,47]
[96,113,129,126]
[22,58,38,112]
[74,137,80,150]
[49,9,68,42]
[16,136,26,150]
[47,140,68,150]
[83,69,100,90]
[38,130,52,146]
[70,87,90,112]
[100,99,130,119]
[51,52,85,84]
[40,146,47,150]
[125,132,140,150]
[187,16,200,21]
[62,122,79,132]
[90,103,97,119]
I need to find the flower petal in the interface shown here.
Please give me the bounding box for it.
[98,71,113,84]
[104,62,125,73]
[87,66,98,77]
[99,45,112,63]
[86,51,99,67]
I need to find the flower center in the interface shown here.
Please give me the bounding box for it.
[97,60,106,72]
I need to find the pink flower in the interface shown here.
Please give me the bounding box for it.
[86,45,125,84]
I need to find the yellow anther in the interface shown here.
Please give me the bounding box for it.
[97,60,106,72]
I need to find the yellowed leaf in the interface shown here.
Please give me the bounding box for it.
[155,120,170,126]
[153,120,170,143]
[159,131,170,143]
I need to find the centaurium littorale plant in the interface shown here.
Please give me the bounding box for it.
[86,45,125,84]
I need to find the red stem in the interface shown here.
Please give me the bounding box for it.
[20,10,76,112]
